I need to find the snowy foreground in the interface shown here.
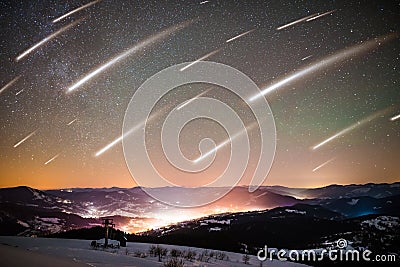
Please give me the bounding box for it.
[0,236,308,267]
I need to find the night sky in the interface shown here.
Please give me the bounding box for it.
[0,0,399,189]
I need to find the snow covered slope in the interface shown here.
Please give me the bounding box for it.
[0,236,308,267]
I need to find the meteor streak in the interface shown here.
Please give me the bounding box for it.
[390,114,400,121]
[306,10,336,22]
[226,29,255,43]
[15,89,24,96]
[312,109,390,150]
[193,136,231,164]
[68,20,193,93]
[301,55,312,61]
[193,122,257,163]
[13,130,37,148]
[276,13,318,30]
[95,106,169,157]
[44,154,60,165]
[16,19,82,62]
[95,134,124,157]
[176,87,212,110]
[249,32,399,102]
[53,0,100,23]
[67,118,77,125]
[180,49,220,71]
[312,158,335,172]
[200,1,210,4]
[0,76,21,95]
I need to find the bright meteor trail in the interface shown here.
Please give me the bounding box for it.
[226,29,255,43]
[44,154,60,165]
[312,158,335,172]
[306,10,336,22]
[15,19,82,62]
[301,55,312,61]
[95,106,170,157]
[52,0,100,23]
[249,32,399,102]
[13,130,37,148]
[15,89,24,96]
[390,114,400,121]
[180,49,220,71]
[0,76,20,95]
[67,118,77,125]
[312,109,390,150]
[193,122,257,163]
[68,20,193,93]
[276,13,318,30]
[95,134,124,157]
[176,87,212,110]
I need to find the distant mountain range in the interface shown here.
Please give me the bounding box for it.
[266,182,400,199]
[0,182,399,239]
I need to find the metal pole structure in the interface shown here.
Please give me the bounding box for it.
[105,222,109,247]
[102,218,114,247]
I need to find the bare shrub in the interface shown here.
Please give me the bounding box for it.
[164,257,185,267]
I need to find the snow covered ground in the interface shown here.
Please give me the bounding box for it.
[0,236,308,267]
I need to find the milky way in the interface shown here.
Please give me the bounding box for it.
[0,0,399,189]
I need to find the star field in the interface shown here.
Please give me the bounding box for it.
[0,0,399,189]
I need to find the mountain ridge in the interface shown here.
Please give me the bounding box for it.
[0,182,399,236]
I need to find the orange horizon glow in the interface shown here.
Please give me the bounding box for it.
[1,175,399,190]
